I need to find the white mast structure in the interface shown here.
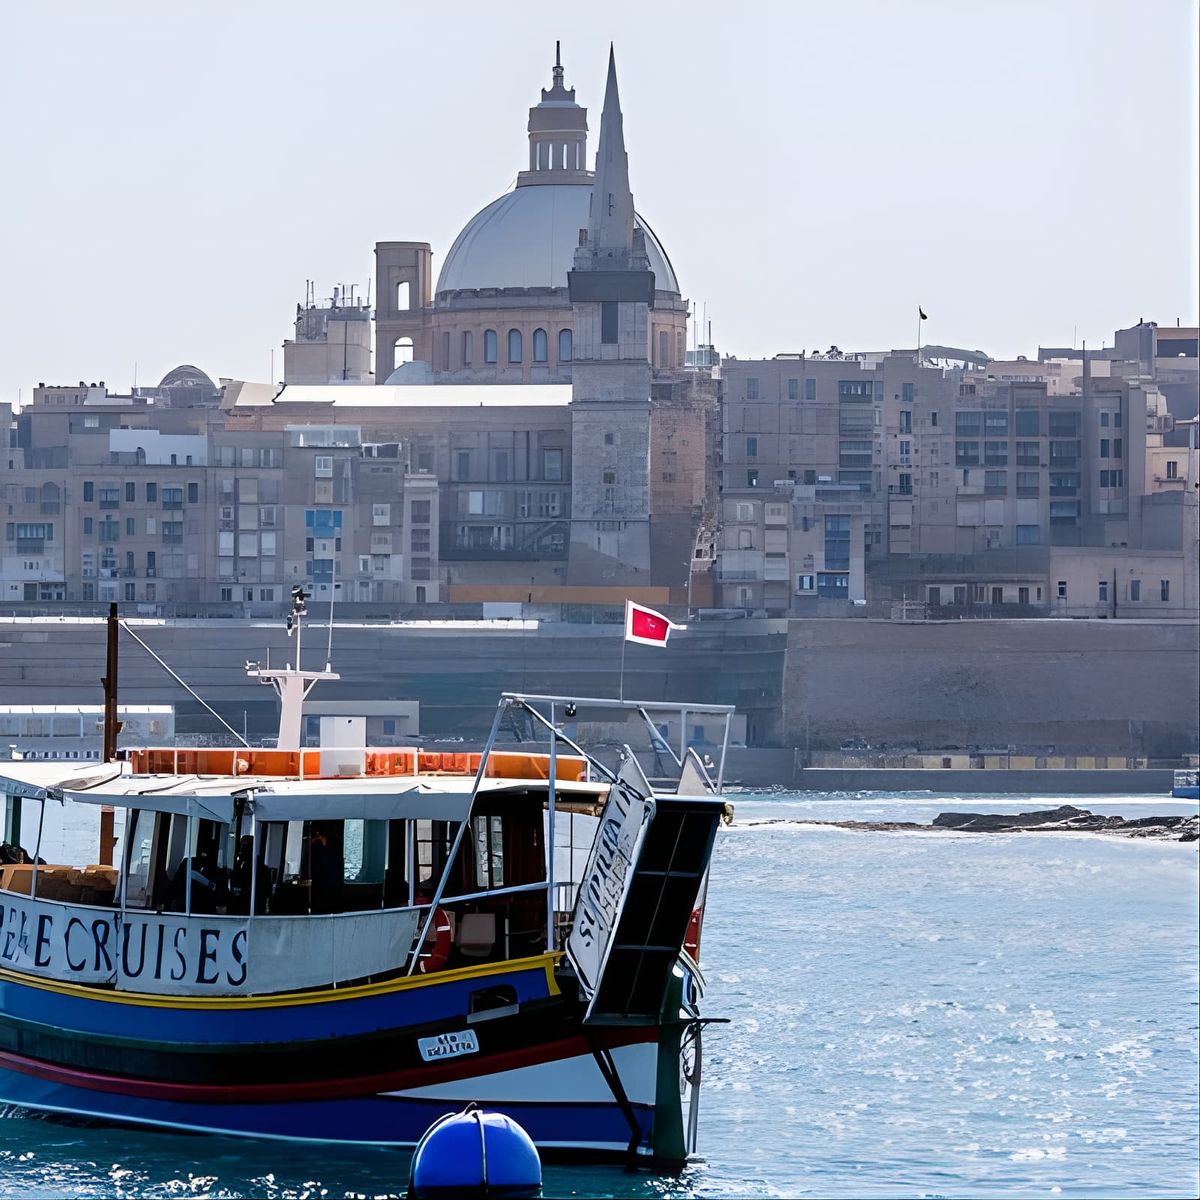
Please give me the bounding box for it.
[246,585,339,750]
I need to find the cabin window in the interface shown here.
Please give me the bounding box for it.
[473,814,505,889]
[414,820,454,895]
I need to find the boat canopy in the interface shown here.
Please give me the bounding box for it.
[1,763,605,826]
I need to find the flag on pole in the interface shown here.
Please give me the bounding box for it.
[919,307,928,321]
[624,600,685,647]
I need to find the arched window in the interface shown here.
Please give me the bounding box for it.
[508,329,523,363]
[532,328,548,363]
[658,330,669,368]
[395,281,410,310]
[394,336,414,367]
[462,330,473,365]
[558,328,573,363]
[484,330,498,364]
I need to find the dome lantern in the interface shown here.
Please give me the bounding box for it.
[520,43,589,182]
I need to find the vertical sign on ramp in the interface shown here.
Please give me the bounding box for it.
[566,751,655,1004]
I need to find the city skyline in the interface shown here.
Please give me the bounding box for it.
[2,0,1197,400]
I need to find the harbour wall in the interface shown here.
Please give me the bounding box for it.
[0,617,1195,765]
[790,768,1179,796]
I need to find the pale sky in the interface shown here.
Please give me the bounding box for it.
[3,0,1196,400]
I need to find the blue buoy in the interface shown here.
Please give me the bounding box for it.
[409,1103,542,1198]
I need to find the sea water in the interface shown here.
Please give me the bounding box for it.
[1,792,1197,1199]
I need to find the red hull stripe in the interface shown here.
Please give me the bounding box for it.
[0,1029,657,1105]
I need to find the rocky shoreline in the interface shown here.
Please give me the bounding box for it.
[753,805,1200,842]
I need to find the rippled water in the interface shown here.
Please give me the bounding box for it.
[2,792,1197,1198]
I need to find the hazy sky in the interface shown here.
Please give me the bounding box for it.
[3,0,1196,400]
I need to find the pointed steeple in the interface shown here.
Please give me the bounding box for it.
[590,45,636,255]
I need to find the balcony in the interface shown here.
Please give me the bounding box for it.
[15,539,47,553]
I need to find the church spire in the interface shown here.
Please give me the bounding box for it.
[590,45,636,255]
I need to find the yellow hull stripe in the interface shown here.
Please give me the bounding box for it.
[0,952,562,1010]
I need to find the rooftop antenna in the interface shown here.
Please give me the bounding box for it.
[325,552,336,671]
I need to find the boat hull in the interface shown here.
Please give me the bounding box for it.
[0,955,697,1159]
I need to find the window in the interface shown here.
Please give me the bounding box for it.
[824,514,851,570]
[1100,411,1109,427]
[602,469,617,486]
[1166,460,1179,479]
[411,528,431,553]
[746,377,760,400]
[817,572,849,597]
[899,410,912,433]
[395,281,410,310]
[532,328,548,363]
[658,330,669,367]
[372,503,390,526]
[460,329,473,365]
[1057,580,1067,599]
[125,517,136,536]
[985,470,1007,494]
[931,411,938,427]
[1160,579,1170,602]
[187,482,199,503]
[507,329,523,363]
[1015,409,1039,436]
[601,301,618,344]
[984,411,1008,435]
[898,439,911,460]
[805,378,816,401]
[1048,412,1080,437]
[1018,587,1030,605]
[1016,441,1040,466]
[558,328,572,363]
[1114,411,1122,428]
[746,436,758,458]
[1016,524,1040,545]
[746,469,759,487]
[1016,471,1039,496]
[1113,438,1123,458]
[1098,580,1108,602]
[1129,579,1140,601]
[797,574,815,592]
[411,499,431,524]
[956,412,983,435]
[483,330,498,364]
[1100,438,1110,458]
[315,456,333,478]
[955,441,980,466]
[787,378,800,401]
[543,449,563,481]
[83,481,94,502]
[220,587,233,602]
[145,482,157,502]
[98,486,120,509]
[984,441,1008,466]
[902,382,914,404]
[125,482,135,502]
[991,587,1004,605]
[897,472,913,495]
[83,517,93,535]
[394,337,414,368]
[953,585,967,606]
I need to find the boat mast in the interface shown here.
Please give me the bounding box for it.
[98,601,119,865]
[247,585,339,750]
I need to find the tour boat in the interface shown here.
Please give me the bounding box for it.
[1171,768,1199,800]
[0,612,734,1161]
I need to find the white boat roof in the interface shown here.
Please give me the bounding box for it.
[1,762,608,826]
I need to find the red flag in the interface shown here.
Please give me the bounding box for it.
[625,600,684,647]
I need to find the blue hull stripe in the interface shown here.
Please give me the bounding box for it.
[0,963,553,1044]
[0,1064,652,1150]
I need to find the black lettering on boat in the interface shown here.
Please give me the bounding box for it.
[196,928,220,985]
[34,913,54,968]
[17,909,30,959]
[227,928,247,987]
[64,916,88,972]
[0,904,12,962]
[170,927,187,981]
[121,922,148,978]
[91,917,113,972]
[153,924,167,980]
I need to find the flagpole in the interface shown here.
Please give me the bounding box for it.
[916,308,922,364]
[619,633,627,702]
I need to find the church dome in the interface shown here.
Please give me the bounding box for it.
[435,183,679,297]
